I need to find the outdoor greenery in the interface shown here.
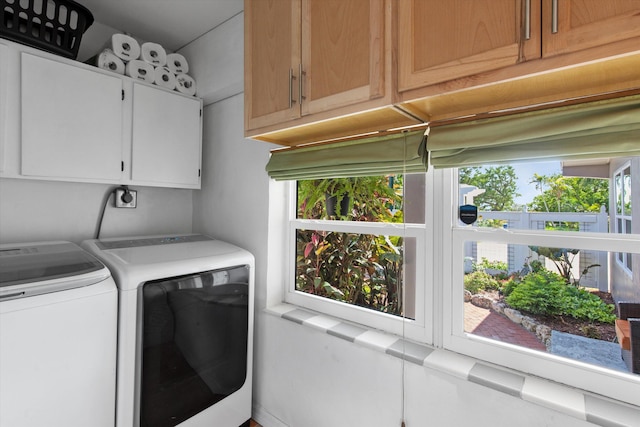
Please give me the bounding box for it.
[528,174,609,214]
[528,246,600,286]
[295,176,405,316]
[459,166,520,212]
[463,270,501,294]
[297,176,400,220]
[503,270,616,324]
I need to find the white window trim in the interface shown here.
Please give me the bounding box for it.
[439,168,640,406]
[614,163,633,275]
[283,178,434,344]
[275,167,640,406]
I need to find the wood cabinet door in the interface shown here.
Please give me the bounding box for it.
[301,0,385,116]
[398,0,541,92]
[542,0,640,57]
[131,84,202,188]
[244,0,301,131]
[21,53,124,181]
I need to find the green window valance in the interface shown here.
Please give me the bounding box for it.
[428,94,640,169]
[265,130,427,181]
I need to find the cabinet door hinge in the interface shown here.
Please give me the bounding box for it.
[121,161,124,171]
[122,90,125,100]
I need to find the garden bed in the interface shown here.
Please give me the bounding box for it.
[524,291,617,342]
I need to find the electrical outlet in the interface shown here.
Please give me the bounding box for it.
[115,188,137,208]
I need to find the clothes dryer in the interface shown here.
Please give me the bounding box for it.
[82,234,254,427]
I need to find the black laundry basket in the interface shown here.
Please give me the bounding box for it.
[0,0,93,59]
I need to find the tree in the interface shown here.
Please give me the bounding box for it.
[459,166,520,211]
[527,174,609,213]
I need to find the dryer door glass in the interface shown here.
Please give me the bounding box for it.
[140,265,250,427]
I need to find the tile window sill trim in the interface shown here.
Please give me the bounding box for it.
[266,303,640,427]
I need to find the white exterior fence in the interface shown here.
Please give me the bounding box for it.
[467,206,609,290]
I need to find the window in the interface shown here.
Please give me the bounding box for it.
[272,95,640,405]
[614,164,633,273]
[444,158,640,404]
[286,173,432,342]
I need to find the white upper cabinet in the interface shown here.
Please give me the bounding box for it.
[21,53,124,181]
[131,83,202,187]
[1,41,203,189]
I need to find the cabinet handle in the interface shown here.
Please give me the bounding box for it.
[299,63,306,106]
[524,0,531,40]
[289,68,296,109]
[551,0,559,34]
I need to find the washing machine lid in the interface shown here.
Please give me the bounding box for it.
[0,242,110,298]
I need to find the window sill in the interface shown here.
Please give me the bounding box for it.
[265,303,640,427]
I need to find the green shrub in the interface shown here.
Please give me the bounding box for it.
[506,272,566,315]
[500,277,520,297]
[464,271,500,294]
[505,270,616,323]
[474,258,508,272]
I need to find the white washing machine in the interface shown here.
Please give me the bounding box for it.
[0,241,118,427]
[82,234,254,427]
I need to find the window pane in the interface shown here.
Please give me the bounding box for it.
[295,229,412,318]
[623,167,632,215]
[296,174,425,223]
[462,242,635,374]
[297,175,410,222]
[459,162,609,232]
[615,172,623,215]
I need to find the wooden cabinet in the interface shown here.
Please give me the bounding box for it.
[131,83,202,187]
[398,0,540,92]
[399,0,640,92]
[244,0,387,133]
[21,53,124,181]
[244,0,299,131]
[542,0,640,57]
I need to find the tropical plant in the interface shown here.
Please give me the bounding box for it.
[528,174,609,229]
[295,175,405,315]
[297,176,400,220]
[528,246,600,286]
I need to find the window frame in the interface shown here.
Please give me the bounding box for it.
[275,164,640,406]
[440,167,640,406]
[614,163,633,274]
[284,176,434,344]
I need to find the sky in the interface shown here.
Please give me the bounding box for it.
[511,161,562,205]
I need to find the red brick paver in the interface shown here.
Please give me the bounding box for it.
[464,302,547,351]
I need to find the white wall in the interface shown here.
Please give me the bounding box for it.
[186,11,596,427]
[0,178,193,244]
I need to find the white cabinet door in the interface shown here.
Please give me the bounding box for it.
[131,83,202,188]
[21,53,123,181]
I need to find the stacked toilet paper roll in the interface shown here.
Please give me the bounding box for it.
[125,60,154,84]
[89,48,125,75]
[89,33,197,96]
[153,66,177,90]
[175,74,197,96]
[141,42,167,67]
[166,53,189,75]
[107,33,141,62]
